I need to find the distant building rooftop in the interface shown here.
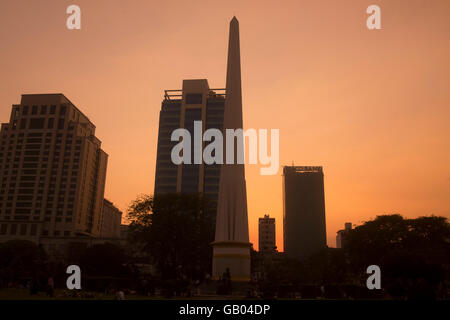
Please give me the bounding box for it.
[164,88,226,101]
[283,166,323,174]
[20,93,95,129]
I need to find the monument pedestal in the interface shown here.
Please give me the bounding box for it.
[212,241,251,282]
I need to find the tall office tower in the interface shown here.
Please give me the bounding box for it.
[154,79,225,209]
[259,214,276,252]
[283,166,326,260]
[212,17,251,281]
[100,199,122,238]
[0,94,108,248]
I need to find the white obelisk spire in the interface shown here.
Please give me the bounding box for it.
[212,17,251,282]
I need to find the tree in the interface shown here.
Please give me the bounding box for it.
[127,193,216,282]
[79,243,128,277]
[345,214,450,299]
[307,248,349,285]
[0,240,47,288]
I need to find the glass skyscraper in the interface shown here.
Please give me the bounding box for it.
[283,166,327,260]
[154,79,225,208]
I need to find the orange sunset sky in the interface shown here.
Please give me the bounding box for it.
[1,0,449,249]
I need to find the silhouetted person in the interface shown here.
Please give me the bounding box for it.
[30,278,39,295]
[115,288,125,300]
[46,277,54,298]
[223,268,232,294]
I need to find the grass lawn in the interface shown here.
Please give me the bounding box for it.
[0,288,245,300]
[0,288,146,300]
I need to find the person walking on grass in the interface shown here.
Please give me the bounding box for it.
[46,277,54,298]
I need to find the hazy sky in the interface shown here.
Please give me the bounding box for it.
[1,0,449,249]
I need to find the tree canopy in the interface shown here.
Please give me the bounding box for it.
[127,193,216,281]
[344,214,449,298]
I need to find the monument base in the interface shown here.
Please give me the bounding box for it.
[212,241,251,282]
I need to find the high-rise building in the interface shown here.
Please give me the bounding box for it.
[336,222,352,249]
[100,199,122,238]
[283,166,326,260]
[0,94,108,249]
[259,214,276,252]
[154,79,225,208]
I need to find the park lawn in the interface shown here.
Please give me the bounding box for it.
[0,288,229,300]
[0,288,119,300]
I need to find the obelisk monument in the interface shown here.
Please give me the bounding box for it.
[212,17,251,282]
